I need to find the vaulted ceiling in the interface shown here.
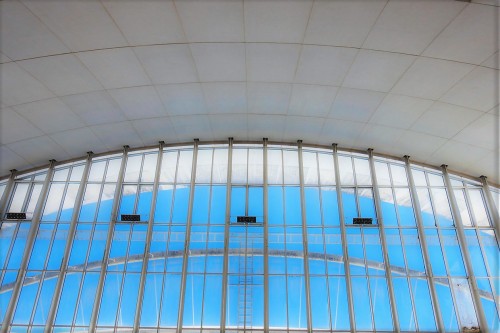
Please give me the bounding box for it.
[0,0,498,182]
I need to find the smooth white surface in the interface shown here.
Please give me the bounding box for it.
[0,0,498,183]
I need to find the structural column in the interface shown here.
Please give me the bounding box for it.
[177,139,199,332]
[1,160,56,333]
[480,176,500,237]
[297,140,313,332]
[220,137,233,332]
[0,169,17,217]
[44,152,93,332]
[442,165,489,333]
[404,156,444,332]
[89,146,129,332]
[367,149,400,332]
[332,144,356,333]
[133,141,165,330]
[263,138,269,332]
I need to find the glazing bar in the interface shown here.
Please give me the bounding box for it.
[220,137,233,332]
[0,169,16,217]
[297,140,313,333]
[1,160,56,333]
[44,152,93,332]
[263,138,269,332]
[367,149,400,332]
[332,144,356,333]
[176,139,199,332]
[88,146,129,332]
[404,156,444,332]
[133,141,165,330]
[480,176,500,237]
[442,165,489,333]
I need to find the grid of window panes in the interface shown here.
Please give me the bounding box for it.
[0,143,498,333]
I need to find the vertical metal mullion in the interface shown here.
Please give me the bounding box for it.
[297,140,313,333]
[0,169,17,217]
[263,138,269,332]
[44,152,93,332]
[88,146,129,332]
[480,176,500,237]
[220,137,233,332]
[1,160,56,333]
[176,139,199,332]
[403,156,444,332]
[133,141,165,330]
[441,165,489,333]
[367,149,400,332]
[332,144,356,333]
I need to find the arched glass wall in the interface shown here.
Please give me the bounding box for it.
[0,141,498,333]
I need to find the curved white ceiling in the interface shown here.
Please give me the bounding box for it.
[0,0,498,182]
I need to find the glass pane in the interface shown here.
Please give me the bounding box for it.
[390,164,408,186]
[338,155,354,185]
[124,154,142,182]
[302,152,318,185]
[9,183,29,212]
[454,189,472,226]
[196,149,213,183]
[160,151,178,183]
[176,150,193,183]
[248,148,263,184]
[141,153,158,183]
[268,149,283,184]
[469,189,490,226]
[231,149,247,184]
[318,153,335,185]
[351,277,372,330]
[353,158,371,185]
[375,162,391,186]
[283,150,299,185]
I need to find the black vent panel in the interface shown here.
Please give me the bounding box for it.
[353,217,373,225]
[6,212,27,220]
[121,214,141,222]
[237,216,257,223]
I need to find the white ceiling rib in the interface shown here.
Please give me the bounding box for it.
[0,0,498,183]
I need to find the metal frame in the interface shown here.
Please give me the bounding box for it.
[367,149,400,332]
[220,137,233,332]
[88,146,129,332]
[331,144,356,332]
[176,139,199,332]
[0,169,16,219]
[263,138,269,332]
[480,176,500,237]
[43,152,93,332]
[1,159,56,333]
[133,141,165,330]
[441,164,489,333]
[404,156,445,332]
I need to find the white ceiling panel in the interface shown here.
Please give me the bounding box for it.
[190,43,245,82]
[0,107,44,144]
[13,98,85,134]
[50,127,105,155]
[320,119,366,148]
[471,154,499,185]
[423,3,496,64]
[170,115,214,142]
[157,83,207,116]
[481,51,499,69]
[247,114,286,142]
[329,88,386,122]
[90,121,144,151]
[209,114,248,140]
[77,48,150,89]
[22,0,127,52]
[305,0,386,47]
[244,0,312,43]
[370,94,433,129]
[0,1,69,60]
[343,50,415,92]
[18,54,102,96]
[453,113,498,151]
[395,131,447,159]
[288,84,337,118]
[363,0,466,55]
[355,124,404,152]
[203,82,246,114]
[175,0,244,42]
[295,46,357,86]
[246,43,301,83]
[60,91,126,126]
[247,83,292,115]
[0,62,54,106]
[284,116,325,144]
[440,66,498,112]
[131,117,178,144]
[392,57,474,100]
[134,45,198,85]
[411,102,483,139]
[108,86,167,120]
[0,53,12,64]
[427,140,490,174]
[0,146,29,173]
[7,135,69,164]
[102,0,185,45]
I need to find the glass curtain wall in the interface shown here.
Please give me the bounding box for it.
[0,142,498,333]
